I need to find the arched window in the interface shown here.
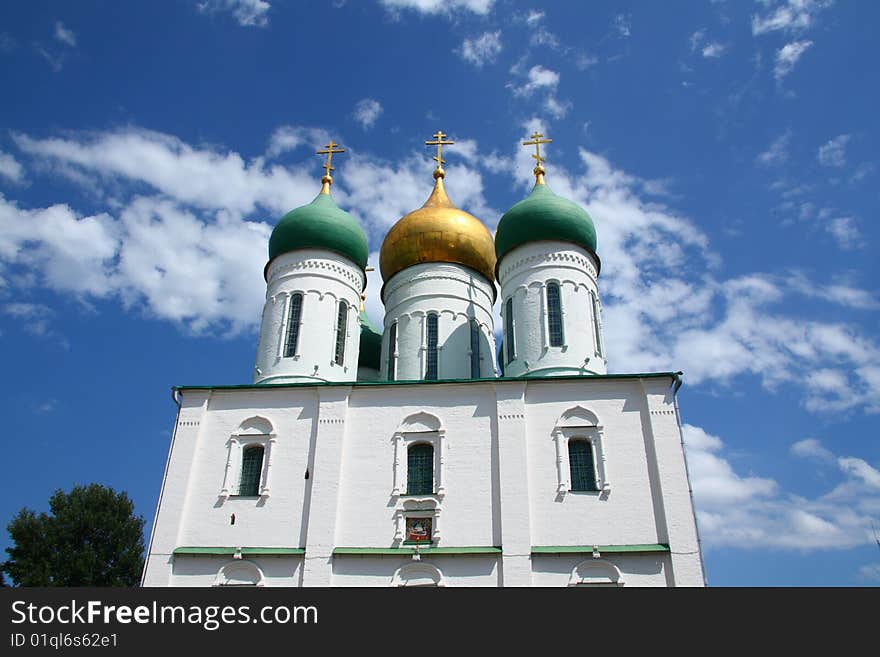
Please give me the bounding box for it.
[590,290,603,358]
[334,300,347,366]
[407,443,434,495]
[547,282,563,347]
[387,321,397,381]
[469,319,481,378]
[505,298,515,364]
[239,445,264,496]
[425,314,438,380]
[568,440,598,492]
[283,293,303,358]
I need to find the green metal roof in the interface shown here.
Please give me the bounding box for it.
[531,544,670,554]
[358,309,383,371]
[174,371,682,392]
[333,546,502,556]
[494,183,598,274]
[267,192,369,274]
[173,547,305,555]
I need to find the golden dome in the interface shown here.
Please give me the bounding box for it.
[379,171,496,288]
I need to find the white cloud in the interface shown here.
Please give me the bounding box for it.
[684,423,880,550]
[2,302,55,337]
[702,42,726,58]
[54,22,76,48]
[353,98,383,130]
[0,151,24,183]
[514,64,559,96]
[379,0,494,16]
[817,134,851,167]
[197,0,271,27]
[791,438,835,462]
[860,563,880,581]
[826,216,862,250]
[614,14,631,38]
[264,125,331,159]
[752,0,833,36]
[774,40,813,79]
[458,31,502,67]
[757,130,791,166]
[525,10,544,25]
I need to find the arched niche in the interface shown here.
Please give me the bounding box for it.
[214,560,265,587]
[568,559,624,587]
[392,562,446,587]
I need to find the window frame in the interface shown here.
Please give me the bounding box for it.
[283,292,304,358]
[567,439,599,492]
[334,299,348,366]
[546,281,564,348]
[504,297,516,364]
[469,318,481,378]
[405,442,435,496]
[387,320,398,381]
[424,313,439,380]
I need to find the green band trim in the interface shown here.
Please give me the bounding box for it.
[531,544,670,554]
[173,547,305,556]
[175,372,681,392]
[333,546,502,556]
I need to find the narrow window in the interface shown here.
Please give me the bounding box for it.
[470,319,481,378]
[407,443,434,495]
[590,290,603,358]
[547,282,563,347]
[569,440,598,492]
[334,301,347,366]
[283,293,303,358]
[425,314,438,380]
[387,321,397,381]
[505,298,516,365]
[239,445,264,496]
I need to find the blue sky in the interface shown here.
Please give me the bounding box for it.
[1,0,878,586]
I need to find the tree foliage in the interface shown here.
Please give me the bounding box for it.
[2,484,145,587]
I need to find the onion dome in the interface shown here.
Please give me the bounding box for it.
[266,141,369,278]
[379,169,496,287]
[495,133,599,274]
[358,304,382,371]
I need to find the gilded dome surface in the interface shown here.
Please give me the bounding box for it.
[379,175,496,286]
[495,182,598,273]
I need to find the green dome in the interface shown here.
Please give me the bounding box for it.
[358,309,382,371]
[268,191,369,272]
[494,183,598,271]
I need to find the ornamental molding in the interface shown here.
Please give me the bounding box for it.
[178,420,200,428]
[384,267,494,301]
[498,413,525,420]
[268,258,364,291]
[650,409,676,416]
[499,249,598,284]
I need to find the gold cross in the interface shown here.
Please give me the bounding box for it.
[425,130,455,169]
[316,140,345,178]
[523,132,552,167]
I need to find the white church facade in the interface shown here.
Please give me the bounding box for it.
[142,134,706,587]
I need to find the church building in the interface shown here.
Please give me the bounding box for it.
[141,132,706,587]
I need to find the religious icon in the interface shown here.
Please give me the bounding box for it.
[406,517,432,543]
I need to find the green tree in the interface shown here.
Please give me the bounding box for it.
[2,484,145,586]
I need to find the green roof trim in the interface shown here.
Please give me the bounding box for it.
[495,183,599,274]
[173,547,305,556]
[333,546,502,556]
[174,371,682,392]
[267,192,369,274]
[358,309,383,371]
[531,544,670,555]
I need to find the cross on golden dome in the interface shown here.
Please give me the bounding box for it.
[522,131,552,184]
[425,130,454,178]
[317,140,345,193]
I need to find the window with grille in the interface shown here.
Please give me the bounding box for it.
[569,440,598,492]
[238,445,264,496]
[387,321,397,381]
[334,301,347,366]
[505,298,515,364]
[283,293,303,358]
[407,443,434,495]
[470,319,481,378]
[425,314,438,380]
[590,290,603,357]
[547,282,563,347]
